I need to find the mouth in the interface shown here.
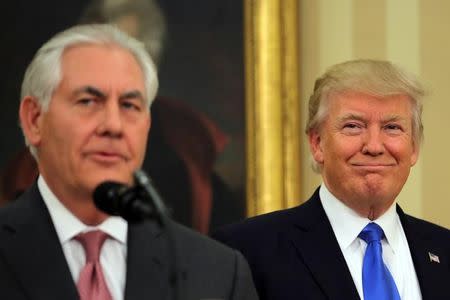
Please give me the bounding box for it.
[351,164,394,172]
[87,151,127,164]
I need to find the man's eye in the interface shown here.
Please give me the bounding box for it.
[341,122,363,135]
[385,124,402,131]
[121,101,141,111]
[77,98,95,105]
[343,123,361,129]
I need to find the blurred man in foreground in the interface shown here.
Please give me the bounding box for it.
[0,24,257,300]
[214,59,450,300]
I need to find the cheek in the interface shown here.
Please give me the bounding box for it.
[323,136,361,161]
[41,118,68,150]
[130,123,150,156]
[48,120,94,160]
[385,139,415,163]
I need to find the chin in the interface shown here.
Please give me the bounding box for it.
[90,172,134,188]
[356,185,394,205]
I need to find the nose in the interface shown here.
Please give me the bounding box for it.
[362,127,384,156]
[97,101,123,138]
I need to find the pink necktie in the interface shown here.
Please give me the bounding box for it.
[75,230,113,300]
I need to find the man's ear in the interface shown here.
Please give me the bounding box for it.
[308,130,324,164]
[410,141,420,167]
[19,96,43,147]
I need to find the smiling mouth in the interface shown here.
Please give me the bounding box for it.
[352,164,394,172]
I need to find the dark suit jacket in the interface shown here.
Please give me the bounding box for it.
[0,183,258,300]
[213,187,450,300]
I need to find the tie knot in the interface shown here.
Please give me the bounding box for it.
[359,222,384,243]
[75,230,109,262]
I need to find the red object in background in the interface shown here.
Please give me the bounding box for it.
[0,148,39,205]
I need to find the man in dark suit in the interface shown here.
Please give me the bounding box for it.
[213,59,450,300]
[0,24,258,300]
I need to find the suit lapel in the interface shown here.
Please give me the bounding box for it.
[0,184,78,299]
[398,207,448,299]
[124,220,172,300]
[288,189,360,300]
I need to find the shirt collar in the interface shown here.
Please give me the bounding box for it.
[373,199,400,253]
[320,183,400,253]
[37,175,127,245]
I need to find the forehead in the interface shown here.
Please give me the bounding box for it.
[327,91,413,118]
[59,43,145,89]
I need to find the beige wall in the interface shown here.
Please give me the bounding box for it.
[299,0,449,228]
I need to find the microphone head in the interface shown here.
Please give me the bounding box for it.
[93,181,127,216]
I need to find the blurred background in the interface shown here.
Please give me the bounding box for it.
[1,0,449,230]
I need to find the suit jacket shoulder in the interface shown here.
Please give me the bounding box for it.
[398,208,450,299]
[0,183,78,300]
[126,219,259,300]
[401,210,450,240]
[167,223,259,300]
[212,188,360,300]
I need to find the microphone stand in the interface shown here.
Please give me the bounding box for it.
[133,170,181,300]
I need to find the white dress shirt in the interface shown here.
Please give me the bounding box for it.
[38,176,128,300]
[319,183,422,300]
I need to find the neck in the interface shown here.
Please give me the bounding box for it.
[61,199,109,225]
[323,182,394,220]
[366,207,383,220]
[346,198,392,220]
[40,174,109,226]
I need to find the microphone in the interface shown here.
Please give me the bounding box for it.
[93,181,155,223]
[93,171,181,300]
[133,169,169,219]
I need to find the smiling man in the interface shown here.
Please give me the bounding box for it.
[0,24,258,300]
[213,59,450,300]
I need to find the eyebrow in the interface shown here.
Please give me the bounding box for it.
[338,113,408,123]
[119,90,145,102]
[381,115,408,123]
[73,86,145,103]
[337,113,365,123]
[74,86,106,99]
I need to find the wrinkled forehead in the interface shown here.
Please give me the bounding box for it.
[58,43,146,94]
[326,90,414,112]
[317,91,415,128]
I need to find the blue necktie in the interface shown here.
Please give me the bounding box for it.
[359,222,401,300]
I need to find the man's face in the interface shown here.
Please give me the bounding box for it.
[29,44,150,201]
[309,92,418,217]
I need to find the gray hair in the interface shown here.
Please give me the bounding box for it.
[306,59,425,171]
[21,23,158,158]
